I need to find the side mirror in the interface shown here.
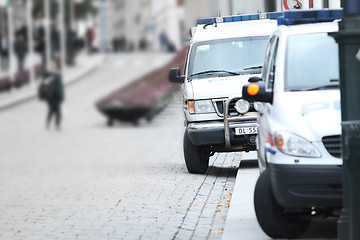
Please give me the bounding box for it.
[242,81,273,104]
[169,68,185,83]
[248,76,262,83]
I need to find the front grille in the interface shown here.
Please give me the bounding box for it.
[228,98,240,116]
[215,101,224,115]
[214,98,255,117]
[322,135,341,158]
[214,99,240,117]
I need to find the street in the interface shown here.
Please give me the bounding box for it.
[0,53,241,240]
[0,1,354,239]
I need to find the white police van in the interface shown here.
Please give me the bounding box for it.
[242,9,343,239]
[169,14,278,174]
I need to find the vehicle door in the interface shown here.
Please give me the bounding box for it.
[257,35,279,172]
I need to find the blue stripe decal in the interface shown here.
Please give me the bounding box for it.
[266,148,276,155]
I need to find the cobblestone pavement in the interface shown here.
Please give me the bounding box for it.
[0,53,241,240]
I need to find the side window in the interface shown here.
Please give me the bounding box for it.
[262,37,275,79]
[267,38,279,90]
[262,36,279,90]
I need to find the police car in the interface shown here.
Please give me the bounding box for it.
[242,10,342,239]
[169,14,278,174]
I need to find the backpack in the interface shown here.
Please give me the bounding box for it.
[38,77,54,101]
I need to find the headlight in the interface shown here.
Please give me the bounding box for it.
[234,99,250,114]
[254,102,262,111]
[275,131,321,158]
[189,100,215,114]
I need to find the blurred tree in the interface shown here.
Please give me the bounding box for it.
[32,0,97,20]
[74,0,97,20]
[33,0,44,19]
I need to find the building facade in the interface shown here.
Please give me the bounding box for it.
[105,0,184,52]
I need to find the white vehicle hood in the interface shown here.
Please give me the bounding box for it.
[274,90,341,142]
[190,75,258,100]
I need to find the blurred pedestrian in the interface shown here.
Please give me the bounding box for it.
[86,27,95,54]
[159,31,169,52]
[35,26,46,66]
[66,26,76,66]
[14,35,28,72]
[0,31,9,70]
[112,36,119,52]
[167,41,176,52]
[139,38,147,51]
[51,25,60,59]
[42,59,64,130]
[119,36,127,51]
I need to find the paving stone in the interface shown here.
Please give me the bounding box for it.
[0,56,239,240]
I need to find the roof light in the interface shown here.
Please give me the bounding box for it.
[198,13,261,25]
[277,9,343,26]
[266,12,283,19]
[196,9,342,27]
[241,14,260,21]
[223,16,241,22]
[216,17,224,23]
[259,13,267,19]
[197,18,216,25]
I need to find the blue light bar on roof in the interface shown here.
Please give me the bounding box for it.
[196,9,343,26]
[277,9,343,26]
[223,16,241,22]
[266,12,283,19]
[198,13,261,25]
[197,17,216,25]
[241,14,260,21]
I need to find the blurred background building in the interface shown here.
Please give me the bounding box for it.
[0,0,342,93]
[104,0,184,52]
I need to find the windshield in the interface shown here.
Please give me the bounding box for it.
[187,36,269,79]
[285,33,339,91]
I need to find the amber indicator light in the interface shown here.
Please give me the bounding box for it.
[276,135,284,150]
[247,84,260,96]
[188,100,195,114]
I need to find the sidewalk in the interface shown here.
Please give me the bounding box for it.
[222,152,269,240]
[0,53,42,79]
[0,52,105,111]
[222,152,338,240]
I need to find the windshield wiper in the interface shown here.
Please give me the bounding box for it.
[243,66,262,71]
[191,70,240,77]
[306,84,339,91]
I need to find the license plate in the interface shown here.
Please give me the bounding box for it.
[235,127,258,135]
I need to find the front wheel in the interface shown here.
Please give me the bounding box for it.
[254,169,310,239]
[183,130,209,174]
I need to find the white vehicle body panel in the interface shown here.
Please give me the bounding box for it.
[190,20,279,43]
[190,75,253,100]
[247,12,344,235]
[256,21,342,170]
[183,20,278,127]
[262,90,341,166]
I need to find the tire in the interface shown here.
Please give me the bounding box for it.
[254,169,310,239]
[183,130,209,174]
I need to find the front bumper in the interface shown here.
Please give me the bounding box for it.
[269,164,343,210]
[187,121,257,150]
